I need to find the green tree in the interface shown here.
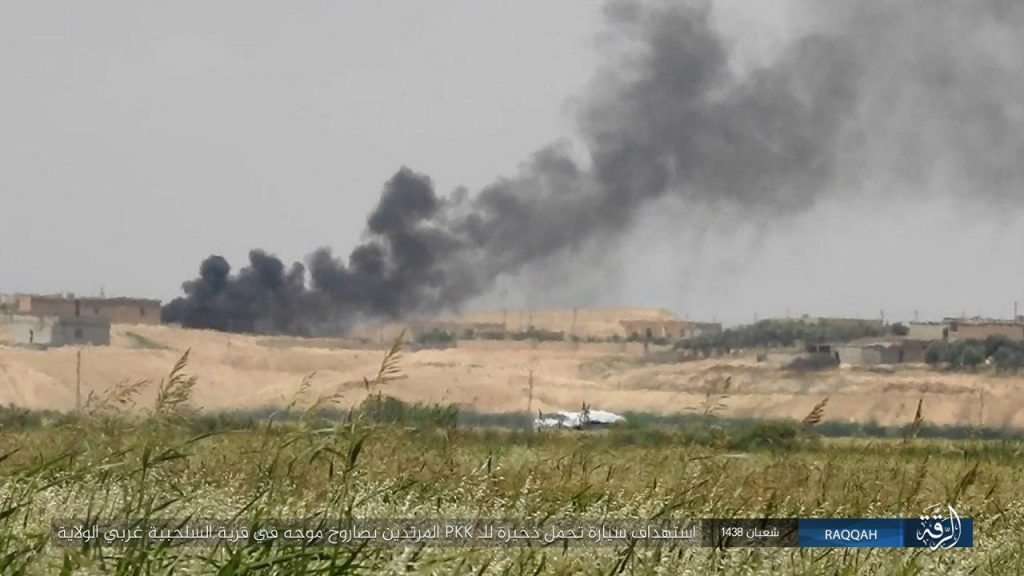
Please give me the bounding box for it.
[958,344,985,369]
[924,343,946,365]
[890,323,910,336]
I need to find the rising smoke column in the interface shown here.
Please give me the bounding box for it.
[163,0,1024,334]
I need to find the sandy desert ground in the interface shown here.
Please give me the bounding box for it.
[1,322,1023,428]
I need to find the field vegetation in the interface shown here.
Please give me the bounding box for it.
[0,345,1021,574]
[926,336,1024,372]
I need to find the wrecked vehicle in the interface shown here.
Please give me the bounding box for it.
[534,403,626,430]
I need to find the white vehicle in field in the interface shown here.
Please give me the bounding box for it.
[534,403,626,430]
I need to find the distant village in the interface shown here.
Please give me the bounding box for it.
[407,312,1024,368]
[753,316,1024,368]
[3,293,1024,370]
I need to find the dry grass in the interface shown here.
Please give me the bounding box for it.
[0,410,1020,573]
[0,347,1021,574]
[2,323,1024,429]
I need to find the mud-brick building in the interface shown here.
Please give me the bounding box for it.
[11,315,111,347]
[907,321,948,342]
[944,318,1024,342]
[619,319,723,341]
[833,338,931,366]
[684,321,724,339]
[619,319,688,340]
[17,295,161,325]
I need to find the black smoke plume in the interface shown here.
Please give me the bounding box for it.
[163,0,1024,334]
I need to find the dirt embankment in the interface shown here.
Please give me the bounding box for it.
[1,323,1023,428]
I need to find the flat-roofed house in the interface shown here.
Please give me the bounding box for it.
[620,320,685,340]
[908,322,949,342]
[11,315,110,347]
[833,337,929,366]
[945,317,1024,342]
[17,295,161,325]
[683,321,723,339]
[834,339,904,366]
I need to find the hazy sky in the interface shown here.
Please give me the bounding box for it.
[3,1,1023,325]
[0,1,601,295]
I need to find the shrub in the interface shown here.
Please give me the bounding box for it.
[992,345,1024,372]
[959,345,985,368]
[511,328,564,342]
[725,421,800,451]
[416,329,457,348]
[925,342,947,365]
[358,394,458,428]
[785,353,840,372]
